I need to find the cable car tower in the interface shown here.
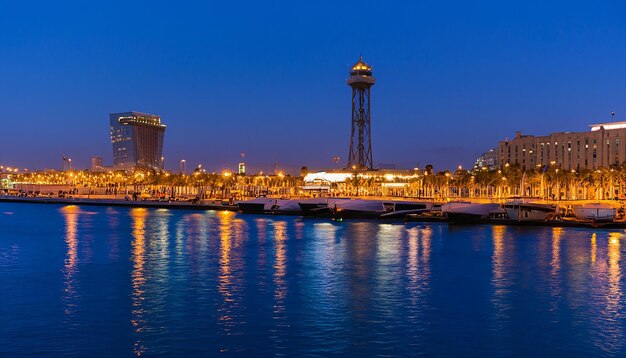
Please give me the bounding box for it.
[347,56,375,171]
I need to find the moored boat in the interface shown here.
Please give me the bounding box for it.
[237,197,272,214]
[333,199,433,219]
[298,198,351,217]
[333,200,386,219]
[445,203,502,223]
[573,203,616,222]
[441,201,473,214]
[237,198,302,215]
[504,200,556,222]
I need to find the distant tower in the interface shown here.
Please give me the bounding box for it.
[347,56,375,170]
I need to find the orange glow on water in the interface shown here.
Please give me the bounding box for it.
[492,225,506,284]
[273,221,288,314]
[61,205,79,318]
[130,208,147,357]
[591,233,597,264]
[607,232,621,310]
[551,227,563,275]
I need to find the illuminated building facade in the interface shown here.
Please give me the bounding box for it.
[498,121,626,171]
[473,149,498,171]
[110,112,166,171]
[347,56,375,170]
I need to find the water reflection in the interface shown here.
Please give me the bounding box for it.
[106,208,120,261]
[589,232,625,354]
[130,208,147,356]
[550,227,563,308]
[406,225,432,323]
[607,232,622,319]
[273,221,288,314]
[61,205,80,319]
[591,233,597,264]
[217,211,235,336]
[606,232,622,342]
[256,218,268,272]
[271,220,288,352]
[492,225,506,287]
[148,209,171,335]
[346,222,378,328]
[490,225,512,334]
[406,226,431,294]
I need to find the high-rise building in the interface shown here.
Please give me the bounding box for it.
[498,121,626,171]
[347,56,375,170]
[110,112,166,171]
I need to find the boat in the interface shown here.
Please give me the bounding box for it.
[378,200,434,219]
[503,200,556,221]
[333,199,433,219]
[298,198,351,217]
[445,203,502,223]
[332,200,387,219]
[573,203,616,222]
[237,197,272,214]
[237,198,302,215]
[440,201,473,214]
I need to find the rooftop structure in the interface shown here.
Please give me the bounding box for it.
[590,121,626,131]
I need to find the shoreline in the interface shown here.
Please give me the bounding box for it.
[0,196,238,211]
[2,195,626,230]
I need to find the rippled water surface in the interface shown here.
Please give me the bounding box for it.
[1,203,626,356]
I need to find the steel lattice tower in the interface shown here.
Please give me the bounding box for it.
[347,56,375,171]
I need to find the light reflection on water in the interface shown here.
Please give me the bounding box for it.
[130,208,147,356]
[491,225,510,332]
[61,205,80,321]
[2,204,626,356]
[550,227,564,313]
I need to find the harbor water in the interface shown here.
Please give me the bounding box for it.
[1,202,626,356]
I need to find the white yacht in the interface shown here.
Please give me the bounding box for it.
[440,201,473,214]
[503,200,556,221]
[334,199,433,219]
[445,203,502,223]
[297,198,351,217]
[237,198,302,215]
[573,203,616,222]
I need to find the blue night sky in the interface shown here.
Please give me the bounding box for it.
[1,1,626,173]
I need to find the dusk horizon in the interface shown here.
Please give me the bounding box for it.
[2,1,626,172]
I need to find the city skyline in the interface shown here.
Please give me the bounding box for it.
[2,1,626,172]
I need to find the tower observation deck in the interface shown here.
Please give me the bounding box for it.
[347,56,375,171]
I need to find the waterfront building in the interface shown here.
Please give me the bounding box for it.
[238,162,246,175]
[110,112,166,172]
[498,121,626,171]
[472,148,498,171]
[347,56,375,170]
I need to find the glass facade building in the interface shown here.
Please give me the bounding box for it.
[110,112,166,171]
